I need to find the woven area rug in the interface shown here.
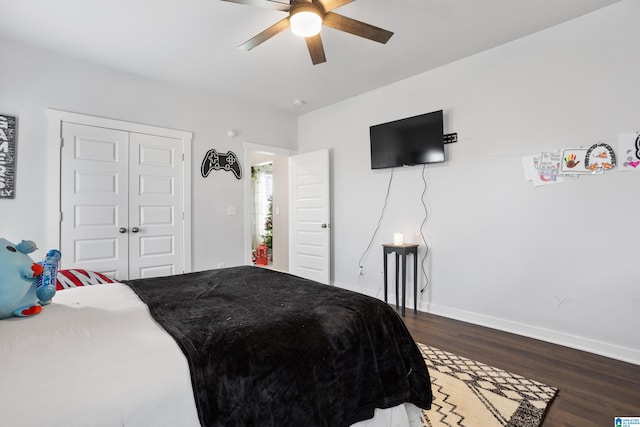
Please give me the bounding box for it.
[417,343,558,427]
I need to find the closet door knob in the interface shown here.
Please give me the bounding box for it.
[119,227,127,233]
[131,227,140,233]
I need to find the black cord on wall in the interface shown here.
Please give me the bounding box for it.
[358,168,394,269]
[358,165,431,294]
[419,164,431,293]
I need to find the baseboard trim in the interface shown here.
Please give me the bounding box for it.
[334,281,640,365]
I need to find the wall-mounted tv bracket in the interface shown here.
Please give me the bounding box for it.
[443,133,458,144]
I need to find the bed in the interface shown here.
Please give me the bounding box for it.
[0,266,432,427]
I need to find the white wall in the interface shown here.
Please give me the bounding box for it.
[0,35,297,272]
[298,0,640,364]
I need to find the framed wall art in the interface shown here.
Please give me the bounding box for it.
[0,114,17,199]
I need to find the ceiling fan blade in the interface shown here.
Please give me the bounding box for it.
[220,0,290,12]
[305,34,326,65]
[238,17,291,51]
[315,0,354,13]
[323,11,393,44]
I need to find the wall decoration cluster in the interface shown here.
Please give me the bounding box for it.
[522,133,639,187]
[0,114,17,199]
[201,149,242,180]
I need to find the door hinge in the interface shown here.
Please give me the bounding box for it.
[60,137,64,148]
[59,211,63,222]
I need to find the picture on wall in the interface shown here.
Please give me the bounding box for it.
[618,133,640,171]
[524,135,630,188]
[0,114,17,199]
[584,142,616,172]
[560,148,592,175]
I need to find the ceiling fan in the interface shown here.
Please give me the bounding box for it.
[221,0,394,65]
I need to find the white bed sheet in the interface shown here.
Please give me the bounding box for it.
[0,283,200,427]
[0,283,422,427]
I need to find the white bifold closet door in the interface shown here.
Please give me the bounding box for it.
[60,122,184,281]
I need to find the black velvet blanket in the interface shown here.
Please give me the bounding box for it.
[124,266,432,427]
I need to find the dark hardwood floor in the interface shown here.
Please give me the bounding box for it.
[401,310,640,426]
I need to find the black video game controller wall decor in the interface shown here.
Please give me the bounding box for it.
[201,149,242,180]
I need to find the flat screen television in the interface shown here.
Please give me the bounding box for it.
[369,110,444,169]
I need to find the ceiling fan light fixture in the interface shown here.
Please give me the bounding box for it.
[290,8,323,38]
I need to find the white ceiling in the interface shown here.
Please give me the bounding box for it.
[0,0,621,115]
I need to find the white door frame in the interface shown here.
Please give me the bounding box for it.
[45,109,193,273]
[243,142,297,267]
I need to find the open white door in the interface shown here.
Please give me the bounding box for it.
[289,149,331,284]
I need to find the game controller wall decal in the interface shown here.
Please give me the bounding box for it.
[201,149,242,179]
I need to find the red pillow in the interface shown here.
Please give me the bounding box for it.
[56,269,116,290]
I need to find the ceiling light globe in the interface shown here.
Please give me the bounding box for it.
[290,11,322,38]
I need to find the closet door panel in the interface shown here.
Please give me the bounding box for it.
[128,132,184,280]
[60,123,130,280]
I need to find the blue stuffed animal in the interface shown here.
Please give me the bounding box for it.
[0,238,60,319]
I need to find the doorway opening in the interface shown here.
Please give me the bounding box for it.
[251,162,273,266]
[243,142,296,272]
